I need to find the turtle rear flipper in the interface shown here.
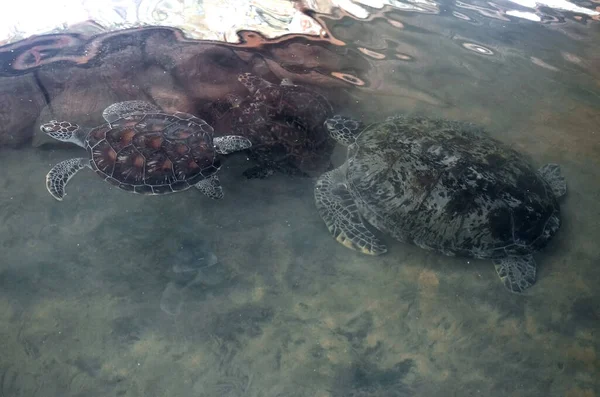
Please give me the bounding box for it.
[102,100,161,123]
[315,167,387,255]
[538,163,567,198]
[493,255,536,294]
[195,174,224,199]
[46,158,90,201]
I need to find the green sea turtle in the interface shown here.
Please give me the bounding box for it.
[41,100,252,201]
[206,73,334,179]
[315,115,567,293]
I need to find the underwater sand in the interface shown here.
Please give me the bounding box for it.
[1,7,600,397]
[1,98,599,396]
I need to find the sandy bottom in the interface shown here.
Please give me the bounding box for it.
[0,110,598,397]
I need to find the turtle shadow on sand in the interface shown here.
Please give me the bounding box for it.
[159,239,228,316]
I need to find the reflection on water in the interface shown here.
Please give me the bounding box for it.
[1,0,599,45]
[0,0,324,44]
[0,0,599,396]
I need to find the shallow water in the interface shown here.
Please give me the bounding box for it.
[1,1,599,396]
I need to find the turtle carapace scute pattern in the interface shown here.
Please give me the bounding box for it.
[205,73,335,179]
[315,115,567,294]
[41,100,252,201]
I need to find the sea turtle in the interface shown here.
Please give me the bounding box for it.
[40,100,252,201]
[315,115,567,293]
[206,73,335,179]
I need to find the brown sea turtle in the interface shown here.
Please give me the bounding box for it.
[207,73,335,179]
[315,115,567,293]
[41,100,251,201]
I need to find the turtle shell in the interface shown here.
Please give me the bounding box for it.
[347,116,560,260]
[85,112,220,194]
[207,78,334,176]
[249,80,333,131]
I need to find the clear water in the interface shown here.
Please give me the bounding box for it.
[0,1,599,396]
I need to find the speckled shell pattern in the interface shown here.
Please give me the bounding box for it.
[348,116,561,259]
[216,83,334,175]
[86,112,219,194]
[258,84,333,172]
[255,84,333,131]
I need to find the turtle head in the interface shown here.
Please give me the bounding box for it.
[225,93,243,108]
[238,73,271,94]
[41,120,86,147]
[324,115,363,146]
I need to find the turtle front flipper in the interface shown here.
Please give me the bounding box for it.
[493,255,536,293]
[195,174,224,199]
[315,167,387,255]
[214,136,252,154]
[538,163,567,198]
[324,115,364,146]
[46,158,90,201]
[102,100,161,123]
